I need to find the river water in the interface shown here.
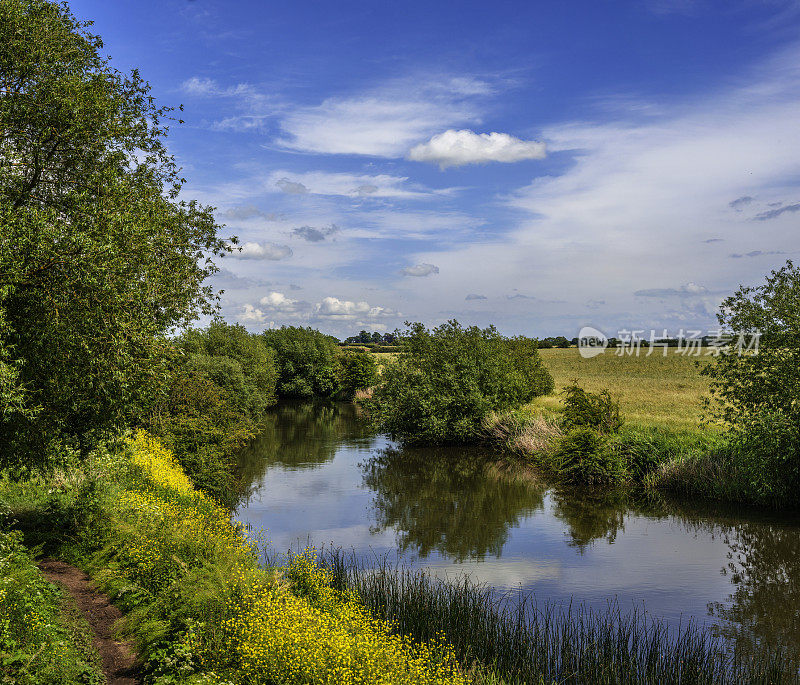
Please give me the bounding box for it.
[233,401,800,657]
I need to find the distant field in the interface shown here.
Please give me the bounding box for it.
[532,348,712,431]
[372,348,712,430]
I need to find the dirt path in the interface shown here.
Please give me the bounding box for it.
[38,559,139,685]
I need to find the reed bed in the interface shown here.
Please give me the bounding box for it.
[315,548,798,685]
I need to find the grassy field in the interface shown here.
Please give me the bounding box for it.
[532,348,712,431]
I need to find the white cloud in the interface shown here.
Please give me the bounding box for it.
[259,291,300,311]
[239,304,272,324]
[276,77,486,156]
[233,242,293,260]
[402,263,440,277]
[314,297,394,319]
[408,129,546,169]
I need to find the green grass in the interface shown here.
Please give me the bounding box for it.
[532,348,712,431]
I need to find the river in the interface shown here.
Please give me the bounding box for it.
[233,401,800,659]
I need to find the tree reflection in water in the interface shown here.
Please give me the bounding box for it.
[707,519,800,662]
[235,401,371,503]
[549,488,630,551]
[363,447,546,561]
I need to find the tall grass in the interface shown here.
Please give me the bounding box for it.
[318,548,799,685]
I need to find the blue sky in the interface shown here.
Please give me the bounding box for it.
[72,0,800,338]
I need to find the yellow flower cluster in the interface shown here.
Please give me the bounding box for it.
[115,487,252,593]
[117,432,470,684]
[222,551,469,685]
[129,430,196,496]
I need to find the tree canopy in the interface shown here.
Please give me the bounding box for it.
[0,0,229,463]
[369,321,554,445]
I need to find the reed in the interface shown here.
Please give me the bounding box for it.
[318,548,799,685]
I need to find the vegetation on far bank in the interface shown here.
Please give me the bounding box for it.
[366,321,554,446]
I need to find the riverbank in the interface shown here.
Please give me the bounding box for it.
[472,348,798,511]
[1,432,469,684]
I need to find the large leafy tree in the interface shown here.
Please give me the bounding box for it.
[0,0,230,462]
[370,321,554,445]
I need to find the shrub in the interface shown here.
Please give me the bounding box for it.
[370,321,554,445]
[554,427,627,486]
[561,382,622,434]
[728,409,800,506]
[262,327,343,398]
[340,350,379,399]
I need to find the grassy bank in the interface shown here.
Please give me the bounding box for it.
[0,433,468,685]
[475,350,800,510]
[0,527,103,684]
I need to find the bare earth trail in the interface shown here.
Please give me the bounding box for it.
[38,559,139,685]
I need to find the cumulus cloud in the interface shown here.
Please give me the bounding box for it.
[408,129,546,169]
[259,291,302,312]
[401,263,440,277]
[276,178,309,194]
[314,297,394,319]
[233,242,293,260]
[239,304,272,324]
[465,293,487,300]
[753,202,800,220]
[634,282,709,297]
[292,224,339,242]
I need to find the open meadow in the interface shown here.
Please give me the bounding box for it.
[533,348,712,431]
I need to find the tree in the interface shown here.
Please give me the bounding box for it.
[0,0,229,463]
[703,260,800,425]
[369,321,554,445]
[340,351,378,399]
[178,321,278,417]
[262,326,343,398]
[702,260,800,503]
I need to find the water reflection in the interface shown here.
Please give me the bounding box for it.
[236,401,371,500]
[363,447,546,561]
[234,402,800,659]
